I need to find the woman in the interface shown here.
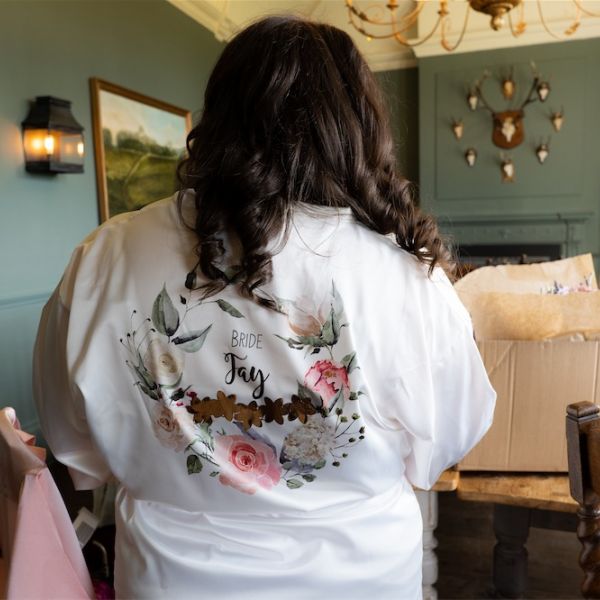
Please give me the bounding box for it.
[34,16,495,599]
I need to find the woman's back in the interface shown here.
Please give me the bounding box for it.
[34,15,496,598]
[34,191,494,598]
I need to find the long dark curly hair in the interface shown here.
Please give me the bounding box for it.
[176,15,451,306]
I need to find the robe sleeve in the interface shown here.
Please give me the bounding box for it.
[33,245,112,490]
[386,265,496,490]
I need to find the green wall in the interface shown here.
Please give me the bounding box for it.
[376,68,419,184]
[0,0,224,432]
[418,38,600,261]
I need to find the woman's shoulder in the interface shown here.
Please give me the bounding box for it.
[85,193,181,244]
[58,194,185,307]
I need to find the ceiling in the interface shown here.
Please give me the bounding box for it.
[167,0,600,71]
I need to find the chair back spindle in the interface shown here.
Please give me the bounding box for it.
[567,401,600,598]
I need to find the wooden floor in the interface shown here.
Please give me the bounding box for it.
[436,491,583,599]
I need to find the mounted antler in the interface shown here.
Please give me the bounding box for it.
[471,64,547,150]
[473,71,495,114]
[519,75,540,110]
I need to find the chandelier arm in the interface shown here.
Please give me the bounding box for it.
[346,1,431,43]
[440,3,471,52]
[536,0,580,39]
[507,5,526,37]
[393,12,444,47]
[573,0,600,17]
[347,9,393,39]
[347,9,412,39]
[390,1,427,37]
[345,1,422,28]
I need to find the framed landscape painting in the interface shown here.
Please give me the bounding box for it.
[90,78,191,222]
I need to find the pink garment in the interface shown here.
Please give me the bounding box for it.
[0,407,94,599]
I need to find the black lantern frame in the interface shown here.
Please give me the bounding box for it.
[22,96,85,174]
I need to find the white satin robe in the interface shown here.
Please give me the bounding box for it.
[33,191,496,599]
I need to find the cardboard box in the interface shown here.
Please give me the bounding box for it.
[459,339,600,472]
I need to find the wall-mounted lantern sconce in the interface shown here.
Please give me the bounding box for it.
[22,96,84,174]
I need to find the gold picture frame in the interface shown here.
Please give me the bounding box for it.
[90,77,191,222]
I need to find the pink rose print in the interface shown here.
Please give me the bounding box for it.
[304,360,350,408]
[214,435,281,495]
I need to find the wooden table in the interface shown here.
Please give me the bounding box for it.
[458,472,578,598]
[457,472,577,513]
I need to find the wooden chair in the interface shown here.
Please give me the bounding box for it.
[566,401,600,598]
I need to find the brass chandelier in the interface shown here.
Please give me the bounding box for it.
[345,0,600,52]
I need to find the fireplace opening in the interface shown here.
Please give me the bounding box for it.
[456,243,563,276]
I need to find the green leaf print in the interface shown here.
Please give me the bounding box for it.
[297,382,322,409]
[286,479,304,489]
[301,474,316,482]
[313,459,326,469]
[138,383,161,401]
[152,285,180,337]
[195,422,215,452]
[133,362,156,392]
[320,307,340,345]
[172,325,213,352]
[341,352,358,373]
[214,299,245,318]
[186,454,203,475]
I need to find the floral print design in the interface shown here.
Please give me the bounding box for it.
[215,435,282,495]
[281,418,335,467]
[152,404,196,452]
[122,280,366,494]
[305,360,350,408]
[541,274,594,295]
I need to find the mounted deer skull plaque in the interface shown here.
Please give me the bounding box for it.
[473,66,549,150]
[493,110,524,148]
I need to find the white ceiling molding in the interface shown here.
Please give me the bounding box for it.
[167,0,417,71]
[168,0,600,69]
[413,0,600,58]
[414,17,600,58]
[167,0,236,41]
[367,51,418,72]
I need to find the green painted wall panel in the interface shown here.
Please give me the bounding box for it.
[418,37,600,261]
[434,58,585,201]
[0,0,224,301]
[376,67,419,183]
[0,0,224,429]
